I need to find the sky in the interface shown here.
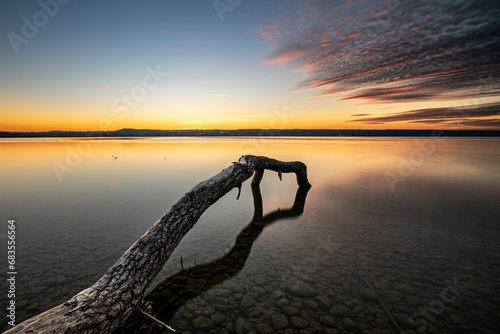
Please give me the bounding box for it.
[1,0,499,131]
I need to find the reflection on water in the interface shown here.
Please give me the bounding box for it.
[118,185,310,333]
[1,137,499,333]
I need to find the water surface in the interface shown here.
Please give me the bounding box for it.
[1,137,499,333]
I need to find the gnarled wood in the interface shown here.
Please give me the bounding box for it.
[241,155,311,188]
[6,155,310,334]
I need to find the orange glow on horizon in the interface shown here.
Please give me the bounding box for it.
[3,94,498,132]
[4,118,487,132]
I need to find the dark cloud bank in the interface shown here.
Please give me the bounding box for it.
[349,101,500,126]
[265,0,500,127]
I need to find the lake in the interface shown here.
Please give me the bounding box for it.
[1,137,499,333]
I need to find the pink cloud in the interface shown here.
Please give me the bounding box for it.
[263,47,306,66]
[258,16,290,41]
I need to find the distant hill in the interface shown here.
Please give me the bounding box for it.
[1,128,499,138]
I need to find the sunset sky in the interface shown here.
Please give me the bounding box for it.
[1,0,499,132]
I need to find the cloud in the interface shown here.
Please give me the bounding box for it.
[101,84,110,88]
[348,102,500,128]
[258,16,290,40]
[262,0,500,103]
[263,46,306,66]
[457,119,500,128]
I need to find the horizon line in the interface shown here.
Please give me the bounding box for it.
[3,128,500,132]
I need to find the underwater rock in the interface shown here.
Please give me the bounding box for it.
[303,299,319,309]
[282,306,300,317]
[271,313,289,329]
[343,317,358,330]
[234,318,251,333]
[256,323,274,334]
[223,281,243,293]
[316,295,331,309]
[359,287,379,302]
[193,315,213,331]
[210,313,226,325]
[287,280,317,298]
[319,315,336,327]
[330,304,351,318]
[239,295,256,311]
[290,316,309,329]
[254,277,268,286]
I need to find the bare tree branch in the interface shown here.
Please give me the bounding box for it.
[6,155,310,334]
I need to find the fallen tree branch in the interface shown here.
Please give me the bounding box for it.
[139,311,176,332]
[6,155,310,334]
[355,274,404,333]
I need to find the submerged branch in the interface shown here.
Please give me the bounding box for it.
[139,311,176,332]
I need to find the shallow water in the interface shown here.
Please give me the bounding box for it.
[1,137,499,333]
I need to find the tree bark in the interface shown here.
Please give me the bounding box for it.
[6,155,311,334]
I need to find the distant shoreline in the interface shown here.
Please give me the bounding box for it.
[1,129,500,138]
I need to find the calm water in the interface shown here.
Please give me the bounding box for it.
[1,137,499,333]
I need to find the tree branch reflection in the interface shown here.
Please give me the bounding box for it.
[125,185,309,332]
